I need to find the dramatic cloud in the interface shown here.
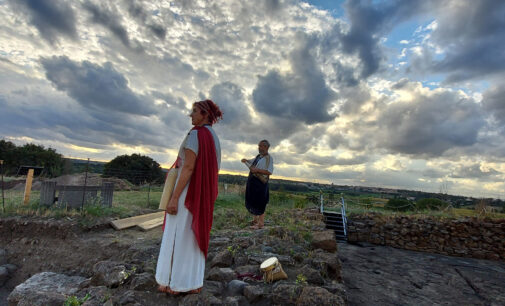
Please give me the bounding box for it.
[450,164,501,180]
[339,0,428,78]
[82,1,142,51]
[8,0,77,43]
[1,0,504,197]
[429,1,505,82]
[125,0,166,39]
[482,84,505,127]
[374,89,486,156]
[253,35,337,124]
[41,56,156,116]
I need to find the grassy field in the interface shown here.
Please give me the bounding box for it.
[1,186,503,222]
[322,193,505,219]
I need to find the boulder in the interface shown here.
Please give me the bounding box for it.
[207,267,236,282]
[271,284,302,305]
[311,250,342,281]
[8,272,87,306]
[225,279,247,296]
[298,265,324,285]
[130,272,156,291]
[203,280,224,296]
[223,296,247,306]
[180,291,222,305]
[211,249,233,268]
[244,285,265,303]
[296,286,345,305]
[311,231,337,252]
[91,261,132,287]
[80,286,110,306]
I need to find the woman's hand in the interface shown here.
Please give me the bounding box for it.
[241,158,247,163]
[165,196,178,215]
[250,166,257,174]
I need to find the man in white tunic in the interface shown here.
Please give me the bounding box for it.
[156,100,222,295]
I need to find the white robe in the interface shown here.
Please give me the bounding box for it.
[156,126,221,291]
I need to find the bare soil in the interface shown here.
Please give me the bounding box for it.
[0,216,162,305]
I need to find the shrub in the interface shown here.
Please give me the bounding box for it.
[416,198,449,210]
[385,198,413,211]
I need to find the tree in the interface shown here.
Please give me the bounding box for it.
[103,154,164,185]
[0,140,64,177]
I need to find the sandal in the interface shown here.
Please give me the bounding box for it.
[249,224,264,230]
[187,288,202,294]
[158,286,180,296]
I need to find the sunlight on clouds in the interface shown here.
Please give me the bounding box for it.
[65,144,102,153]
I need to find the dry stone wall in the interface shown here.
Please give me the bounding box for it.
[347,214,505,261]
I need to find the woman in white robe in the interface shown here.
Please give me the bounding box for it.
[156,100,222,294]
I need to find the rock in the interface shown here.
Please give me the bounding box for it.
[207,267,236,282]
[311,231,337,252]
[261,245,274,253]
[2,263,18,274]
[225,279,248,296]
[8,272,87,306]
[81,286,110,306]
[271,284,301,305]
[117,290,136,305]
[244,285,264,303]
[130,272,156,291]
[296,286,345,305]
[203,280,224,296]
[0,266,9,287]
[235,265,258,275]
[234,256,248,266]
[223,296,247,306]
[311,250,342,281]
[180,291,222,305]
[211,249,234,268]
[91,261,132,287]
[323,283,347,301]
[0,249,7,265]
[210,237,232,247]
[298,265,324,285]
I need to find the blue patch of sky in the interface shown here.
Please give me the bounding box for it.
[303,0,346,18]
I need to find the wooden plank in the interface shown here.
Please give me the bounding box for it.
[23,169,34,205]
[137,216,164,231]
[110,211,165,230]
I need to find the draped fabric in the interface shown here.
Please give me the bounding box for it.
[184,126,218,257]
[245,174,269,215]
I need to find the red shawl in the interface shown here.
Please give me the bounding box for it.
[184,126,218,257]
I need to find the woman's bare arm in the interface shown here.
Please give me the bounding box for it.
[165,148,197,215]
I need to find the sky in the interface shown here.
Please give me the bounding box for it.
[1,0,504,199]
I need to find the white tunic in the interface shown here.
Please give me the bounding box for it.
[156,126,221,291]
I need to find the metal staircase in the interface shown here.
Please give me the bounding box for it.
[320,194,348,241]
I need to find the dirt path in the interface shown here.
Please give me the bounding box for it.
[338,242,505,306]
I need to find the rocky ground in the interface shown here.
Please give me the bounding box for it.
[0,208,345,305]
[338,241,505,305]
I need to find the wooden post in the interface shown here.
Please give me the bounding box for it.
[23,168,34,205]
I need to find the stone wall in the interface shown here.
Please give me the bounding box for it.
[347,214,505,261]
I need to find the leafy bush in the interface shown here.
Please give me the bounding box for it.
[416,198,449,210]
[103,154,164,185]
[385,198,413,211]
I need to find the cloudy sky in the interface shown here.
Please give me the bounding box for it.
[1,0,504,198]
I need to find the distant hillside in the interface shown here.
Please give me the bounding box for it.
[64,159,503,208]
